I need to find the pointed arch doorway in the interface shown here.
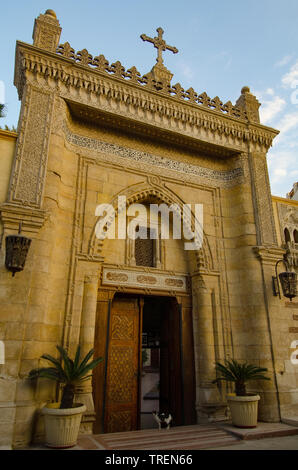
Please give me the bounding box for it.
[93,292,196,434]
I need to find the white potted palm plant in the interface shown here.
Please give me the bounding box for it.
[29,345,102,448]
[213,359,270,428]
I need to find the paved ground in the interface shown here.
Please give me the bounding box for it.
[26,421,298,451]
[76,424,240,450]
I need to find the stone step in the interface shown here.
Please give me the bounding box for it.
[216,421,298,440]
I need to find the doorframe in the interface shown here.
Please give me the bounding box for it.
[93,289,195,433]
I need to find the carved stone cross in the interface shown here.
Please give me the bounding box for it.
[140,27,178,66]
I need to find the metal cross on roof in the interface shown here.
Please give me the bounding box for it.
[140,27,178,66]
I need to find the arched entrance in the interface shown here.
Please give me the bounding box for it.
[93,292,196,433]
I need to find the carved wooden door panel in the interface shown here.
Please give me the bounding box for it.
[160,298,183,426]
[104,296,140,433]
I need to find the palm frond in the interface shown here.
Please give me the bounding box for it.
[29,367,62,382]
[56,345,73,380]
[73,345,81,371]
[213,359,270,395]
[76,348,95,376]
[75,357,103,380]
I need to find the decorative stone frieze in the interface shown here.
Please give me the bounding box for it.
[64,123,245,188]
[102,265,189,293]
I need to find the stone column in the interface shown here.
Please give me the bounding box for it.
[192,273,222,422]
[253,246,285,422]
[74,274,99,434]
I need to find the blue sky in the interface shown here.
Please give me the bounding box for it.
[1,0,298,197]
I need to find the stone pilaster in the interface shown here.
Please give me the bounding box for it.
[253,246,287,422]
[192,273,223,422]
[74,273,100,434]
[7,84,55,210]
[93,289,115,433]
[248,151,278,246]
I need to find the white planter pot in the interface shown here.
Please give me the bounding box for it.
[42,403,86,448]
[227,395,260,428]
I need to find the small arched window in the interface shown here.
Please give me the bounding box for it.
[294,229,298,244]
[135,227,155,267]
[284,227,291,243]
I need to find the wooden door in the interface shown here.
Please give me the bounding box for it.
[104,296,140,433]
[159,298,183,426]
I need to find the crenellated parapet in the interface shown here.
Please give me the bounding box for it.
[56,41,248,120]
[10,10,280,158]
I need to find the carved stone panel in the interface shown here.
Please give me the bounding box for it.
[250,153,277,246]
[8,86,54,208]
[102,266,188,292]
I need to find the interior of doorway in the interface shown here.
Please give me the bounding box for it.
[140,296,182,430]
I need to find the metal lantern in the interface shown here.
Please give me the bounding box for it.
[5,224,31,277]
[279,271,297,301]
[273,259,297,302]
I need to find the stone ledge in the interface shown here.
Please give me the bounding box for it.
[0,203,46,235]
[216,421,298,440]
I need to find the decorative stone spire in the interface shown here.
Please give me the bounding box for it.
[140,27,178,87]
[236,86,261,123]
[32,9,61,52]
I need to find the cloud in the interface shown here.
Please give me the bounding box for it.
[268,149,298,195]
[282,60,298,88]
[275,55,293,68]
[259,95,286,124]
[277,111,298,135]
[178,62,194,81]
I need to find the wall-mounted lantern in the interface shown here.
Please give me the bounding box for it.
[272,259,297,302]
[5,223,31,277]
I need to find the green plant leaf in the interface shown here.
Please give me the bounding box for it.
[73,345,81,371]
[213,359,270,395]
[76,348,96,376]
[76,357,103,380]
[29,367,62,382]
[56,345,72,381]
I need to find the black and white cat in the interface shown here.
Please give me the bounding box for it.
[152,411,172,430]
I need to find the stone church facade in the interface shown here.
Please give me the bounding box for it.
[0,10,298,448]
